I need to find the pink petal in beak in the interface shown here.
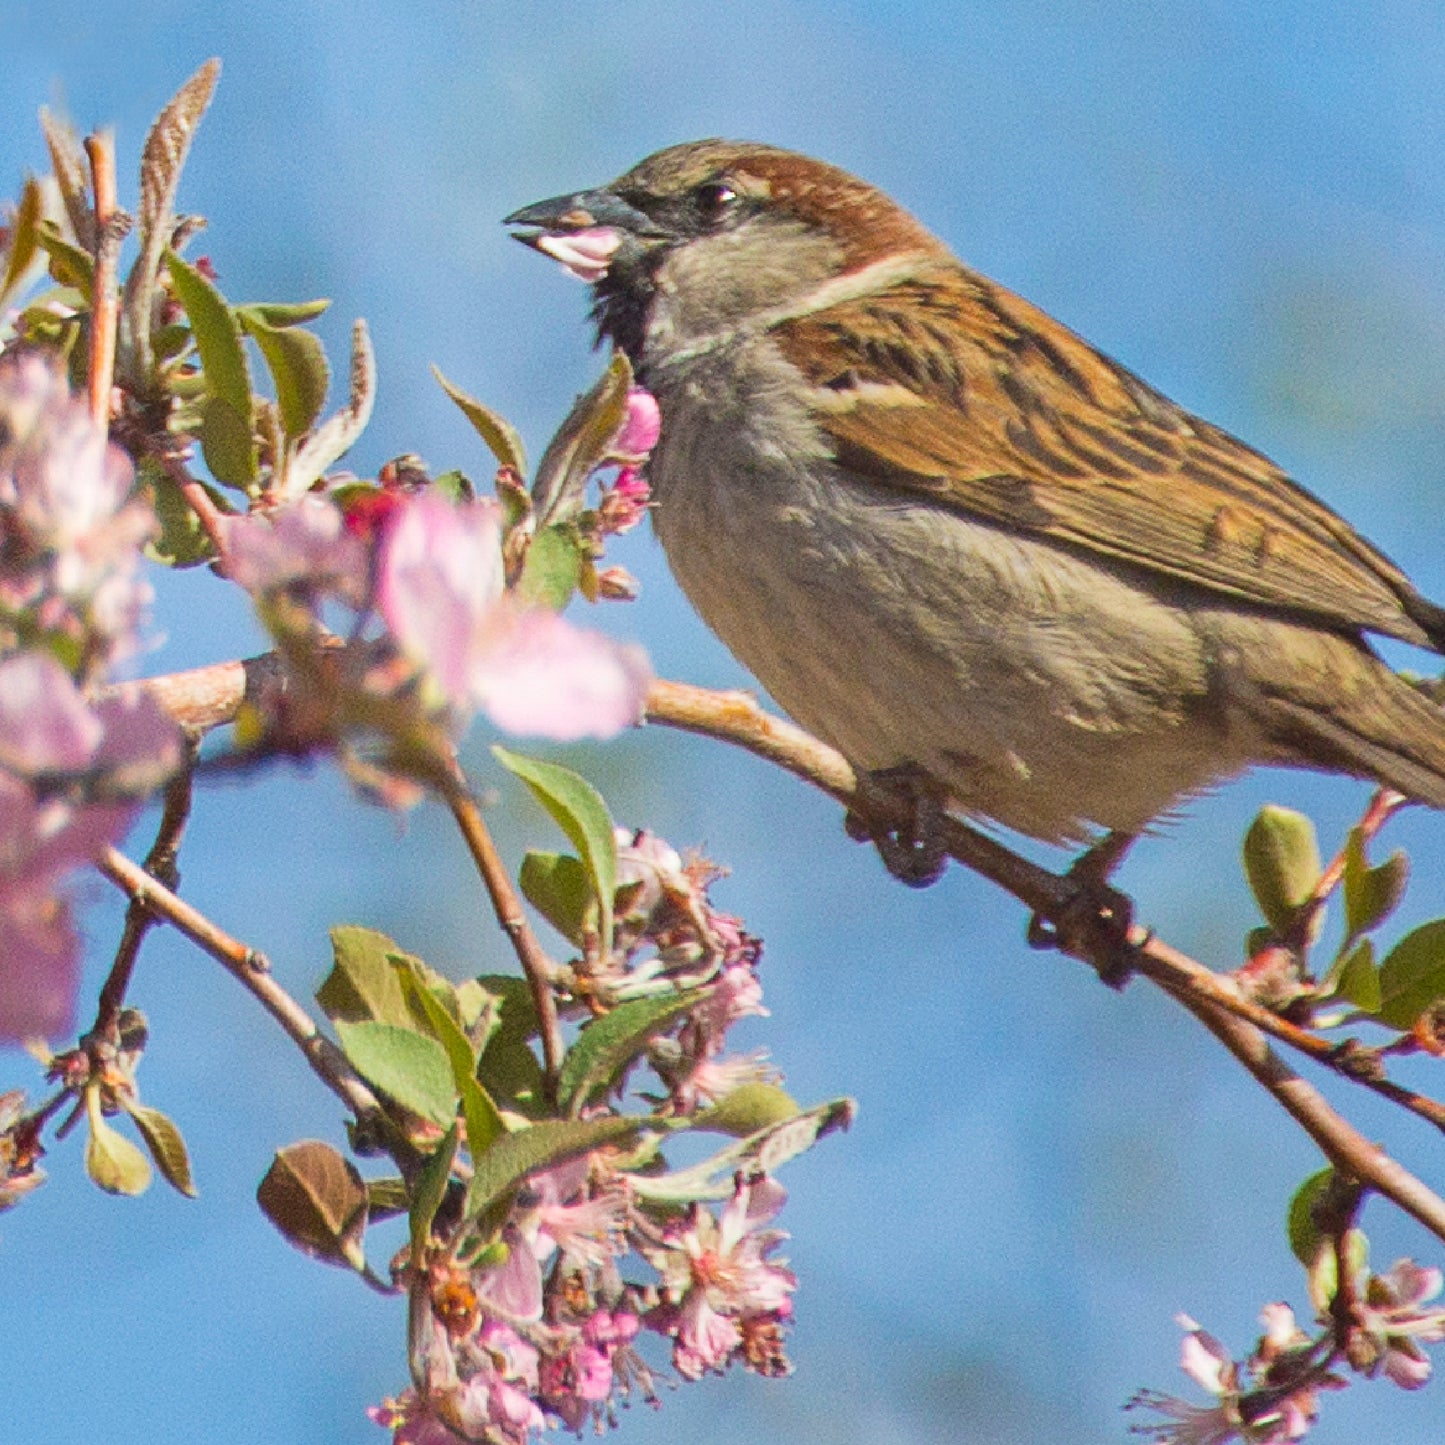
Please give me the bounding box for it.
[536,227,623,283]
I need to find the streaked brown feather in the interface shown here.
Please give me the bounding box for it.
[773,261,1440,647]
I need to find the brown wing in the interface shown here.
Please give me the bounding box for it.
[772,262,1445,649]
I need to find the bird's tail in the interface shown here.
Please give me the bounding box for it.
[1250,634,1445,810]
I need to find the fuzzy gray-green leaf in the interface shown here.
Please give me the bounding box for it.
[1377,919,1445,1029]
[1242,806,1320,932]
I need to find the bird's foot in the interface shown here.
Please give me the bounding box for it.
[1026,831,1139,987]
[845,765,949,888]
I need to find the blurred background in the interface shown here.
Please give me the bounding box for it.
[6,4,1445,1441]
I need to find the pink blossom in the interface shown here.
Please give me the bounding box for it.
[367,1394,467,1445]
[0,664,179,1041]
[677,1052,779,1109]
[376,492,650,740]
[482,1157,627,1321]
[691,961,768,1043]
[223,496,369,605]
[610,389,660,461]
[0,775,131,1040]
[538,1312,630,1432]
[1128,1312,1332,1445]
[614,827,686,922]
[641,1173,796,1380]
[0,653,103,775]
[0,352,139,555]
[1358,1259,1445,1389]
[475,1222,543,1322]
[0,352,156,668]
[372,1323,543,1445]
[598,470,651,536]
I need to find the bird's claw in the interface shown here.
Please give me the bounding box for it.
[1027,838,1140,987]
[846,767,949,888]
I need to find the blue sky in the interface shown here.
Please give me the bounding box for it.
[6,5,1445,1442]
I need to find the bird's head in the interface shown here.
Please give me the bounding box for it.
[505,140,945,362]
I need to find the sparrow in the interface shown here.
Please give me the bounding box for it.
[506,141,1445,888]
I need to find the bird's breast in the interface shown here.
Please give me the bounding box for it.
[640,339,1263,843]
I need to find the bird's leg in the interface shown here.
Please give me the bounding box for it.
[844,764,950,888]
[1026,829,1139,987]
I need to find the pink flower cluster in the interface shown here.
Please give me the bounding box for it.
[595,389,659,539]
[373,1163,795,1444]
[369,827,799,1442]
[224,484,651,755]
[1129,1264,1445,1444]
[0,355,180,1040]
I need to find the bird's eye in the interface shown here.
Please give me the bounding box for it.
[693,180,738,222]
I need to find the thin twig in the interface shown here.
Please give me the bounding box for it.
[1135,932,1445,1134]
[156,451,231,558]
[1165,979,1445,1242]
[91,760,195,1039]
[444,773,563,1100]
[97,845,384,1128]
[101,654,568,1095]
[1289,787,1407,950]
[83,131,121,427]
[643,678,1445,1118]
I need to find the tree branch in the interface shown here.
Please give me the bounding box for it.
[106,660,1445,1241]
[97,844,384,1128]
[83,130,121,428]
[443,772,563,1102]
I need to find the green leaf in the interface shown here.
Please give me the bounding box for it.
[492,748,616,950]
[35,223,94,301]
[1287,1166,1335,1266]
[317,925,423,1031]
[559,989,703,1116]
[1342,830,1409,939]
[0,174,43,311]
[432,469,475,502]
[335,1021,458,1127]
[166,251,253,421]
[1323,937,1382,1012]
[475,976,544,1111]
[517,524,584,610]
[1242,805,1321,931]
[472,974,538,1053]
[409,1122,459,1258]
[531,352,631,527]
[432,365,527,475]
[396,962,506,1160]
[630,1098,854,1206]
[398,963,477,1080]
[283,319,375,497]
[257,1139,368,1270]
[122,1101,197,1197]
[1377,919,1445,1029]
[197,396,257,490]
[518,851,592,945]
[694,1082,801,1136]
[238,305,330,439]
[144,460,220,568]
[83,1088,152,1196]
[464,1115,642,1221]
[126,59,220,379]
[39,108,94,250]
[241,298,332,327]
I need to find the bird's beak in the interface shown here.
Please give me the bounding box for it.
[504,188,661,283]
